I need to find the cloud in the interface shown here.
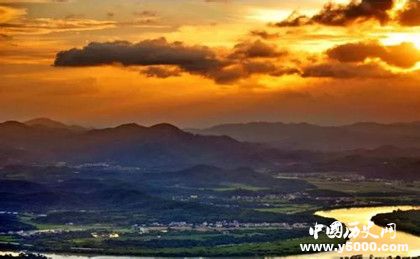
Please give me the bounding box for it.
[0,33,11,40]
[0,4,162,37]
[54,38,227,82]
[250,30,280,40]
[0,7,116,35]
[301,62,396,78]
[54,38,221,70]
[204,0,230,3]
[0,0,69,2]
[229,40,286,59]
[276,0,395,27]
[275,11,313,27]
[142,66,182,78]
[0,2,165,37]
[299,40,420,79]
[397,0,420,26]
[54,38,294,84]
[54,37,415,83]
[327,41,420,68]
[0,5,26,23]
[133,10,157,18]
[211,61,298,84]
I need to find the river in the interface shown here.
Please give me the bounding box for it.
[284,205,420,258]
[1,205,419,259]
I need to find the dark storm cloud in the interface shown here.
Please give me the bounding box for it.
[327,41,420,68]
[54,38,223,74]
[276,0,394,27]
[54,38,293,84]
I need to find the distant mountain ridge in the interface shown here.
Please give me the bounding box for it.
[0,120,271,169]
[24,117,87,132]
[189,121,420,151]
[3,119,420,179]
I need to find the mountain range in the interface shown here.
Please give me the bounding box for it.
[1,118,420,179]
[24,117,87,132]
[0,119,270,169]
[189,121,420,151]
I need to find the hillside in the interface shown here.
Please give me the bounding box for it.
[0,121,270,170]
[190,121,420,151]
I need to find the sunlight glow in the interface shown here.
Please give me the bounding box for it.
[381,33,420,49]
[247,9,294,23]
[388,0,410,18]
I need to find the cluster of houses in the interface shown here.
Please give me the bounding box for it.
[0,211,18,215]
[131,220,309,234]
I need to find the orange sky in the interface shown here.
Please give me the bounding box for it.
[0,0,419,127]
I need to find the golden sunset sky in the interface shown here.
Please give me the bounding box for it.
[0,0,419,127]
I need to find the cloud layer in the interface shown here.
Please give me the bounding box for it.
[327,41,420,68]
[398,0,420,26]
[276,0,420,27]
[54,38,293,84]
[302,62,396,78]
[54,37,419,82]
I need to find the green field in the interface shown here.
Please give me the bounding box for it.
[0,232,344,257]
[305,178,420,194]
[0,236,16,243]
[256,204,320,214]
[213,183,269,191]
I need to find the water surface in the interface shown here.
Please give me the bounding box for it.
[283,205,420,258]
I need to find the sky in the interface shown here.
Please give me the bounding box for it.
[0,0,419,127]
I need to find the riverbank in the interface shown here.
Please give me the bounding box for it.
[0,234,345,258]
[2,205,419,259]
[372,209,420,236]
